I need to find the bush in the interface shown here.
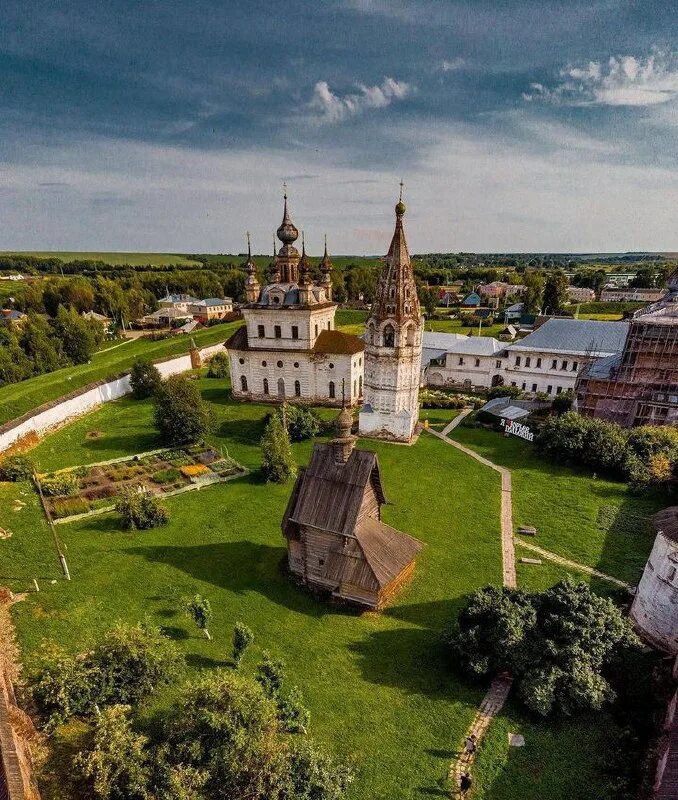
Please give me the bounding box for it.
[278,405,321,441]
[420,390,468,409]
[41,472,80,497]
[551,388,573,414]
[260,413,296,483]
[51,496,91,518]
[153,375,213,445]
[206,351,229,378]
[32,622,182,729]
[0,454,34,481]
[232,622,254,666]
[129,358,162,399]
[444,579,638,717]
[115,487,169,530]
[487,385,523,400]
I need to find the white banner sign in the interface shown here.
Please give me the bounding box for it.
[500,417,534,442]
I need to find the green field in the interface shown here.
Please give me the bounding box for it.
[426,314,506,338]
[0,374,651,800]
[0,251,202,266]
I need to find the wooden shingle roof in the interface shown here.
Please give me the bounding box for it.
[654,507,678,544]
[283,444,386,538]
[355,517,423,588]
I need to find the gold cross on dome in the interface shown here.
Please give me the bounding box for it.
[399,179,404,201]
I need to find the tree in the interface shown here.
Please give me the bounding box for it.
[419,285,438,317]
[444,579,638,717]
[77,705,151,800]
[129,358,162,399]
[284,740,354,800]
[115,487,168,530]
[206,351,229,378]
[52,304,100,363]
[153,374,212,445]
[522,271,544,313]
[256,651,286,698]
[19,313,62,374]
[278,405,320,442]
[187,595,213,640]
[260,412,296,483]
[0,454,34,481]
[232,622,254,666]
[542,271,569,315]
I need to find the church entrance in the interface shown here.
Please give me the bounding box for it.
[491,374,504,388]
[277,378,285,398]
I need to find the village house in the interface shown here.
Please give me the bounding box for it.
[600,287,663,302]
[282,405,423,609]
[425,335,505,391]
[478,281,526,309]
[567,286,596,303]
[188,297,234,323]
[0,309,26,328]
[157,292,200,312]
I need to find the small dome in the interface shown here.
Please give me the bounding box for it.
[395,199,406,217]
[336,406,353,437]
[277,195,299,245]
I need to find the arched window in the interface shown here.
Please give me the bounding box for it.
[240,375,248,392]
[383,324,395,348]
[389,286,395,299]
[277,378,285,397]
[359,375,363,395]
[294,380,301,397]
[329,381,335,399]
[353,379,357,397]
[406,325,415,346]
[263,378,269,395]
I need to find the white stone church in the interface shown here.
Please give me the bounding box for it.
[226,194,365,406]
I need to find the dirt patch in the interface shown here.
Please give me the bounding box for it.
[85,430,103,439]
[0,527,12,539]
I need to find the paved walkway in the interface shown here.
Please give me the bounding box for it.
[515,538,633,590]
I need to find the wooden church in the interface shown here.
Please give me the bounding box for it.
[282,403,422,609]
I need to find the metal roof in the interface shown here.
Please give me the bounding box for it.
[507,318,629,356]
[421,331,505,357]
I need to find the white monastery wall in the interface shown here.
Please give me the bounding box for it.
[0,343,224,453]
[630,532,678,654]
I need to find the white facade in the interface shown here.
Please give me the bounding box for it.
[425,338,505,391]
[630,530,678,654]
[567,287,596,302]
[600,288,663,302]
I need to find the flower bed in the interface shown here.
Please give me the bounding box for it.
[38,445,246,521]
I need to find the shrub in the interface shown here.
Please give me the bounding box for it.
[51,496,91,518]
[420,390,468,409]
[41,472,80,497]
[153,375,213,445]
[551,388,573,415]
[186,595,212,640]
[150,468,182,485]
[487,385,523,400]
[206,351,229,378]
[129,358,162,400]
[277,405,321,441]
[232,622,254,666]
[115,487,168,530]
[260,413,296,483]
[0,454,34,481]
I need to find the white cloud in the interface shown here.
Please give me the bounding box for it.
[524,49,678,107]
[308,77,411,123]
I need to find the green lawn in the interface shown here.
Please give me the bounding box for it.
[0,381,645,799]
[448,424,661,585]
[425,316,506,338]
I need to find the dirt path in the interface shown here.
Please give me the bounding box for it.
[514,538,633,590]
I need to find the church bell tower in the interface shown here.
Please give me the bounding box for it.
[359,187,422,443]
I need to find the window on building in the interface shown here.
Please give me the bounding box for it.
[274,325,282,339]
[561,360,568,370]
[532,383,537,392]
[238,357,244,365]
[511,381,517,387]
[525,357,531,367]
[329,381,335,399]
[551,359,557,369]
[294,380,301,397]
[277,360,283,368]
[293,362,299,368]
[475,358,480,367]
[536,358,542,368]
[258,324,265,338]
[354,379,357,396]
[359,375,363,395]
[668,566,677,582]
[522,382,526,390]
[329,362,334,369]
[277,377,285,397]
[547,385,552,394]
[495,360,502,368]
[291,325,299,339]
[263,378,269,395]
[315,324,319,337]
[572,361,578,371]
[240,376,248,392]
[515,356,521,366]
[556,386,562,394]
[383,324,395,347]
[327,321,331,329]
[458,357,464,366]
[261,360,267,367]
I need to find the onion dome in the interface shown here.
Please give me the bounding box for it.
[276,191,299,246]
[395,179,406,217]
[336,405,353,438]
[320,234,332,275]
[298,232,312,286]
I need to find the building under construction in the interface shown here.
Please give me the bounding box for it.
[575,269,678,427]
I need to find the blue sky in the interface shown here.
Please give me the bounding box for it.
[0,0,676,253]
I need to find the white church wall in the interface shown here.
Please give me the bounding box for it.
[630,532,678,654]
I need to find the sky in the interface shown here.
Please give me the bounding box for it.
[0,0,676,254]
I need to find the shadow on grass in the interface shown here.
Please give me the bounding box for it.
[186,652,233,670]
[159,625,189,640]
[77,430,162,455]
[218,417,268,446]
[125,539,348,619]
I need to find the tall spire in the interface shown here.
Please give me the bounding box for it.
[320,233,333,300]
[298,231,312,286]
[244,230,260,302]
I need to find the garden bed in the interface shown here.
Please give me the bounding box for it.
[38,444,247,522]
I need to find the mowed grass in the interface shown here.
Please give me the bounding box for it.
[448,424,661,585]
[425,315,506,338]
[0,309,364,427]
[0,251,202,266]
[3,382,505,800]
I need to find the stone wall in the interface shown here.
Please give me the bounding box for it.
[0,343,225,454]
